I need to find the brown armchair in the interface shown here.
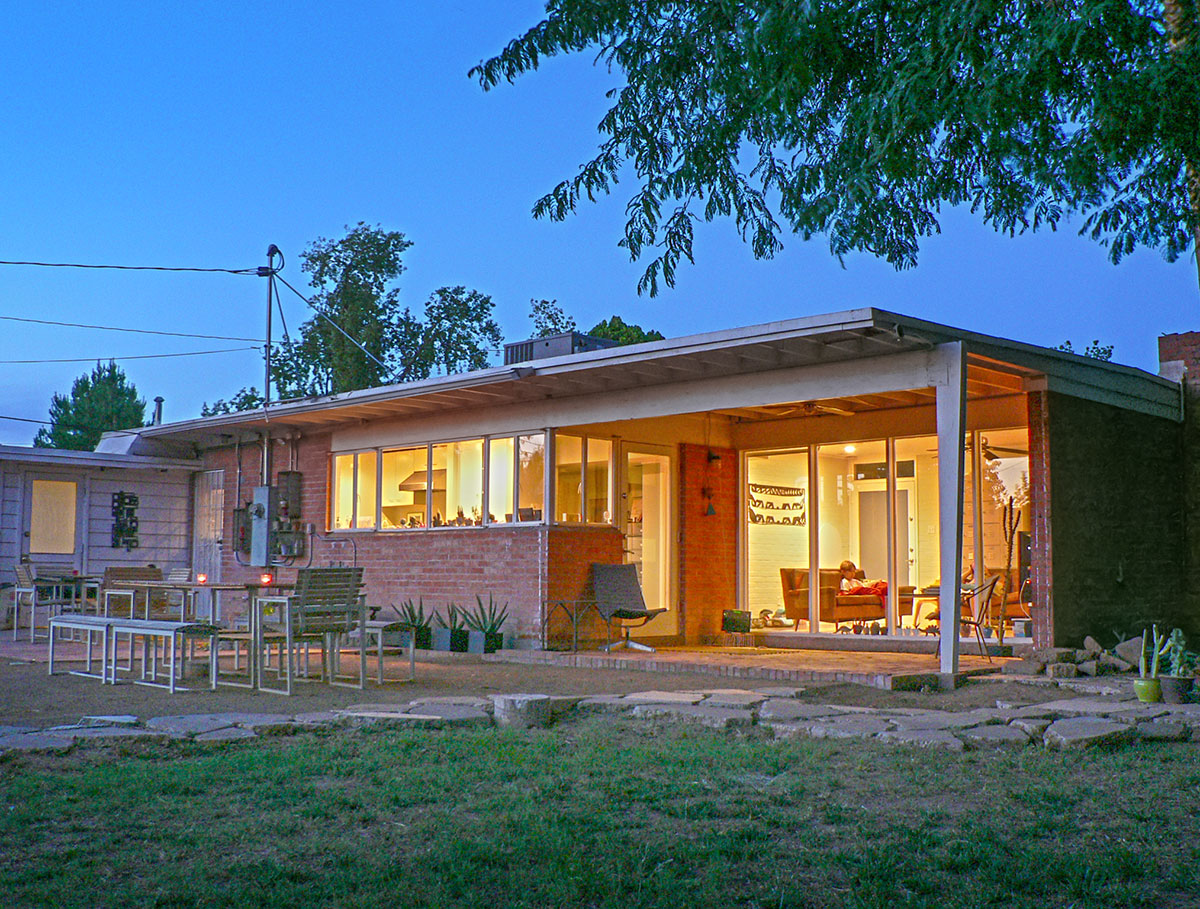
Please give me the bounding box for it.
[780,568,914,628]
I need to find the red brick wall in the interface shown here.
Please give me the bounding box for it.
[1038,391,1188,646]
[1158,332,1200,622]
[678,443,738,642]
[545,524,624,648]
[202,433,545,645]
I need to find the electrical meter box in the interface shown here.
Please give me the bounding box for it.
[249,485,278,567]
[276,471,303,520]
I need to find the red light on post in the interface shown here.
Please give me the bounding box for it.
[260,572,274,586]
[196,573,208,585]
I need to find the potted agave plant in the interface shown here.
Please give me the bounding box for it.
[1160,628,1197,705]
[1135,625,1170,703]
[464,594,509,654]
[433,604,470,652]
[396,597,433,651]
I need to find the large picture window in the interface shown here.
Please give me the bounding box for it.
[553,434,612,524]
[331,451,377,531]
[432,439,484,527]
[517,433,545,522]
[381,446,428,530]
[488,437,515,523]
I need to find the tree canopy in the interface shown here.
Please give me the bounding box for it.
[474,1,1200,294]
[34,361,145,450]
[587,314,664,345]
[530,298,577,336]
[421,286,504,374]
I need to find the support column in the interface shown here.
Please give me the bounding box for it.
[807,446,820,632]
[936,342,967,677]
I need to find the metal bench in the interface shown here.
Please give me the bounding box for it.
[48,615,119,681]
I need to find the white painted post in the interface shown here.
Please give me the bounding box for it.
[807,446,820,632]
[936,342,967,678]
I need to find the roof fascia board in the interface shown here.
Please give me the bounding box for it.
[0,445,202,471]
[332,347,949,450]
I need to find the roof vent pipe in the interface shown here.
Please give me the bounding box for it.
[152,396,164,425]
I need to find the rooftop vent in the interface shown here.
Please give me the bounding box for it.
[503,331,619,365]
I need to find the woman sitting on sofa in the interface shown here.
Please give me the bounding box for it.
[838,560,888,597]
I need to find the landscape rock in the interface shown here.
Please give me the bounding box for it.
[1113,637,1144,666]
[1046,662,1078,678]
[490,693,581,728]
[1082,636,1103,654]
[576,695,631,713]
[1032,647,1079,665]
[292,711,342,725]
[699,690,767,709]
[1077,661,1098,677]
[805,715,891,739]
[623,690,705,705]
[1001,660,1045,676]
[81,715,138,726]
[1010,718,1051,738]
[1044,717,1137,750]
[409,696,493,710]
[0,731,74,752]
[959,725,1031,748]
[1099,653,1134,673]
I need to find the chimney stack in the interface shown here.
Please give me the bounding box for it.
[152,396,164,425]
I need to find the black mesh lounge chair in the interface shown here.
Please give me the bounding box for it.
[592,563,667,653]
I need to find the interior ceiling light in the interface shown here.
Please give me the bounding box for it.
[843,444,857,454]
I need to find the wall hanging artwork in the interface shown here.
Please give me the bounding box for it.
[747,483,806,526]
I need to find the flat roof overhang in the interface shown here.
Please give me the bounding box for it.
[0,443,202,471]
[133,307,1181,450]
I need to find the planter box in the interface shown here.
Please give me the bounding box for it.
[433,628,470,652]
[467,630,504,654]
[401,628,433,651]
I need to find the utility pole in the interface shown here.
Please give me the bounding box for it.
[262,244,282,405]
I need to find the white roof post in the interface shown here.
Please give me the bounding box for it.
[935,341,967,679]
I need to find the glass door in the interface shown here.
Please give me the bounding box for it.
[621,444,675,637]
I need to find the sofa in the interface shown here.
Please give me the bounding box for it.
[780,568,915,627]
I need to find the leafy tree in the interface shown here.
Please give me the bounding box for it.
[587,315,665,346]
[278,222,423,397]
[422,286,503,374]
[33,361,145,450]
[474,2,1200,294]
[530,298,577,336]
[200,387,265,416]
[1057,339,1116,360]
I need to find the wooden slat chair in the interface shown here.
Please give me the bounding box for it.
[257,567,366,695]
[11,564,74,642]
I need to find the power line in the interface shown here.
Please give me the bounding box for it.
[0,259,260,275]
[0,314,261,342]
[273,274,393,376]
[0,346,261,365]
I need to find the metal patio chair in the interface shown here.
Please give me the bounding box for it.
[592,563,667,653]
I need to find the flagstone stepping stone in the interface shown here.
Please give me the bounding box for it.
[410,695,493,709]
[145,714,239,736]
[1163,704,1200,727]
[623,690,705,705]
[214,713,295,730]
[757,700,843,722]
[912,709,1008,730]
[0,725,36,737]
[1044,717,1137,750]
[82,715,138,726]
[64,726,173,741]
[292,711,342,725]
[196,726,257,743]
[877,728,966,751]
[805,715,891,740]
[700,690,766,709]
[1137,721,1190,742]
[1010,718,1051,738]
[576,695,632,713]
[491,694,581,728]
[959,725,1031,748]
[0,731,74,752]
[630,703,756,730]
[400,704,492,727]
[752,686,805,699]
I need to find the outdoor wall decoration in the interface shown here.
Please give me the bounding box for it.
[747,483,806,526]
[111,491,139,550]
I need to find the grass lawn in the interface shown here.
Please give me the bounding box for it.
[2,718,1198,908]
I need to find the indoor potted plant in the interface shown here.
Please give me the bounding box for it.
[464,594,508,654]
[396,598,433,651]
[1135,625,1169,703]
[1160,628,1196,704]
[433,604,470,652]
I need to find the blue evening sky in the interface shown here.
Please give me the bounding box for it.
[0,2,1193,445]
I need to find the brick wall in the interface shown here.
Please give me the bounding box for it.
[1158,332,1200,624]
[545,524,624,648]
[1038,391,1188,646]
[202,433,545,646]
[678,443,738,642]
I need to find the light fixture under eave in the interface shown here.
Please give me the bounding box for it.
[843,444,857,455]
